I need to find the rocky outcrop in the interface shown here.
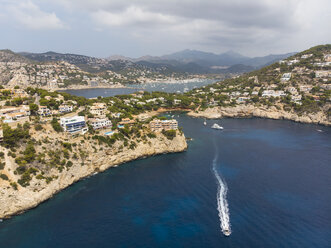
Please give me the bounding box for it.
[0,132,187,219]
[188,105,330,126]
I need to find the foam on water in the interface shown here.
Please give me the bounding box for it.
[212,152,231,236]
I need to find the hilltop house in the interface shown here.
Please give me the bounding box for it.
[60,116,87,134]
[38,106,51,116]
[59,105,73,114]
[149,119,178,132]
[89,118,112,130]
[90,103,107,117]
[281,73,292,81]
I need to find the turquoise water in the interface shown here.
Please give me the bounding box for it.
[0,116,330,248]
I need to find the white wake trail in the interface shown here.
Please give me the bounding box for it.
[212,153,231,236]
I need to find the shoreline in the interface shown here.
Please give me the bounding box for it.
[186,105,330,126]
[0,131,187,219]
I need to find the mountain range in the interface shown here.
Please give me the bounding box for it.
[6,49,296,74]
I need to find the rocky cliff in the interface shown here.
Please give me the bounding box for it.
[188,105,330,126]
[0,132,187,219]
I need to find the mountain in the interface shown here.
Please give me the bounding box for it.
[132,49,295,72]
[0,49,32,63]
[16,49,295,75]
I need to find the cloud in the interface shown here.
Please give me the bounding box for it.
[0,0,330,56]
[2,0,66,30]
[91,6,178,27]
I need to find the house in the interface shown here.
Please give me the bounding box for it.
[118,118,135,126]
[0,105,30,117]
[236,97,249,104]
[59,105,73,114]
[38,106,51,116]
[90,103,107,116]
[60,116,87,134]
[315,71,331,78]
[149,119,178,132]
[262,90,286,98]
[173,99,181,105]
[281,73,291,81]
[89,118,112,130]
[299,85,312,93]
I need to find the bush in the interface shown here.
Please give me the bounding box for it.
[35,124,43,131]
[162,130,177,140]
[0,162,5,170]
[10,182,18,190]
[0,174,8,180]
[51,118,63,132]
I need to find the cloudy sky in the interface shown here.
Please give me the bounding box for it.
[0,0,330,58]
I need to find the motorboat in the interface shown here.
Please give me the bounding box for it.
[211,123,223,130]
[203,119,207,126]
[223,229,231,236]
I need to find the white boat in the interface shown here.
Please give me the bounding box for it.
[211,123,223,130]
[203,119,207,126]
[223,229,231,236]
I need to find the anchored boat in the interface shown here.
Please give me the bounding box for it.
[211,123,223,130]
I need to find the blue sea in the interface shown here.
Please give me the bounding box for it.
[0,115,330,248]
[61,80,216,98]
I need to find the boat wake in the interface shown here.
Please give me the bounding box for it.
[212,153,231,236]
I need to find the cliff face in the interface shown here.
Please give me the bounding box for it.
[0,132,187,219]
[188,105,330,126]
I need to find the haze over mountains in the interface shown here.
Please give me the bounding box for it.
[12,49,295,74]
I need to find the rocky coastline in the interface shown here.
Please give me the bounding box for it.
[187,105,330,126]
[0,131,187,219]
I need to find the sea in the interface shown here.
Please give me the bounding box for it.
[60,79,216,98]
[0,114,330,248]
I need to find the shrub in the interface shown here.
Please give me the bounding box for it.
[10,182,18,190]
[0,174,8,180]
[162,130,177,140]
[35,124,43,131]
[51,118,63,132]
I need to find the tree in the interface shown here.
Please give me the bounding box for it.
[29,103,39,115]
[51,118,63,132]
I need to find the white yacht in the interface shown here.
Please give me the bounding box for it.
[211,123,223,130]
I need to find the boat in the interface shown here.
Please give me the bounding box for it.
[223,229,231,236]
[211,123,223,130]
[203,119,207,126]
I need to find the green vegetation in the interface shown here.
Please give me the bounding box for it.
[51,118,63,132]
[162,130,177,140]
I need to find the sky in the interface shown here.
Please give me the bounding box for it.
[0,0,330,58]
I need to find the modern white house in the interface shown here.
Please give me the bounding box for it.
[60,116,87,134]
[281,73,292,81]
[89,118,112,130]
[59,105,73,114]
[38,106,51,116]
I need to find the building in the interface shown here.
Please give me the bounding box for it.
[89,118,112,130]
[315,71,331,78]
[149,119,178,132]
[60,116,87,134]
[90,103,107,116]
[38,106,51,116]
[281,73,291,81]
[0,129,3,142]
[119,118,135,126]
[59,105,73,114]
[0,105,30,117]
[262,90,286,98]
